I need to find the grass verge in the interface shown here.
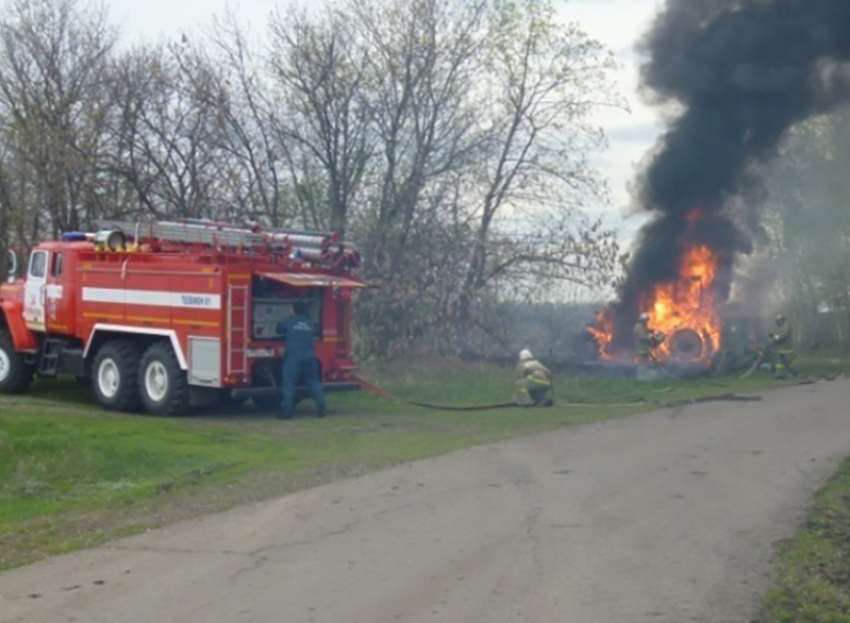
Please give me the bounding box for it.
[1,354,848,572]
[763,457,850,622]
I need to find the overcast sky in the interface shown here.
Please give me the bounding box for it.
[110,0,665,235]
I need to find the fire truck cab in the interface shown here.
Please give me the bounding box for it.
[0,220,365,415]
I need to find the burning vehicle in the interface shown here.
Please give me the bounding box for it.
[587,0,850,375]
[590,238,722,366]
[588,210,730,373]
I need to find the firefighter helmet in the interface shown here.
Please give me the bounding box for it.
[519,349,534,362]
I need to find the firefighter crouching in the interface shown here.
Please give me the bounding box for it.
[768,314,797,378]
[634,313,665,379]
[277,300,328,419]
[514,350,554,407]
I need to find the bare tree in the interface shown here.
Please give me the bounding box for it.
[356,0,486,251]
[205,15,300,226]
[349,0,621,354]
[296,0,480,354]
[761,110,850,351]
[0,0,623,359]
[457,0,621,320]
[0,144,15,257]
[107,41,237,219]
[267,4,374,231]
[0,0,117,238]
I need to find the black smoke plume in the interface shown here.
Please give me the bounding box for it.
[602,0,850,351]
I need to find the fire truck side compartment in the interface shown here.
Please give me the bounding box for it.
[188,337,221,386]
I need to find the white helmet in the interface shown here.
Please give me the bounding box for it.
[638,313,649,323]
[519,349,534,361]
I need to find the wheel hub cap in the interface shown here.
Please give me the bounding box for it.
[98,359,120,399]
[0,350,10,382]
[145,362,168,402]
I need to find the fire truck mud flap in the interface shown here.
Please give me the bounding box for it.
[0,301,37,351]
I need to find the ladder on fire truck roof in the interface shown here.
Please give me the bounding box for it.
[97,219,334,251]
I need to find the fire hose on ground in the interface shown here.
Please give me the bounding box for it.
[354,376,517,411]
[739,348,766,379]
[353,375,763,411]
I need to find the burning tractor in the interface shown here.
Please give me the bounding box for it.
[589,244,726,376]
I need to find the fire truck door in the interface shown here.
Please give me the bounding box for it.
[45,252,70,332]
[23,250,48,332]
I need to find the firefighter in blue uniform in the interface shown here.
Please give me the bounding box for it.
[277,299,327,419]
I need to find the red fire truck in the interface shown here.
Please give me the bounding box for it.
[0,220,365,415]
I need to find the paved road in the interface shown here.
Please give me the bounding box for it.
[2,379,850,623]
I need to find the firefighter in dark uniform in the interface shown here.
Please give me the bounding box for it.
[277,299,327,419]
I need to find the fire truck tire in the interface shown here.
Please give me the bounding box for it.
[139,342,190,416]
[0,330,34,394]
[92,340,143,412]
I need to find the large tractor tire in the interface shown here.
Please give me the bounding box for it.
[139,341,190,416]
[0,330,34,394]
[92,340,143,412]
[668,328,705,362]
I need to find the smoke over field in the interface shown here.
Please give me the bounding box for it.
[597,0,850,354]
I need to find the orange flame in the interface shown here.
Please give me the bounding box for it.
[587,311,615,357]
[590,243,722,363]
[645,244,721,361]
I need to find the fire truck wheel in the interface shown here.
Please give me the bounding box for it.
[92,340,143,412]
[139,342,189,416]
[0,330,34,394]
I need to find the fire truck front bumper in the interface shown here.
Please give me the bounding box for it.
[230,382,362,401]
